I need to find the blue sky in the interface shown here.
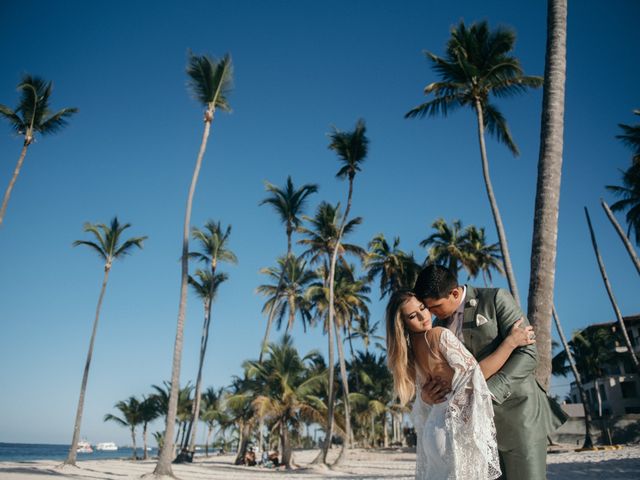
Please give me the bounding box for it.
[0,0,638,446]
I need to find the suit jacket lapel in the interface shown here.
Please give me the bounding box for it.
[462,285,479,349]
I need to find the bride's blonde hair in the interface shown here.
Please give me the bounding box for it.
[385,289,417,405]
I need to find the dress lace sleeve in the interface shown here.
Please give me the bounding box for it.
[439,328,502,480]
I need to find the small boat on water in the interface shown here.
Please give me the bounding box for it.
[96,442,118,451]
[77,441,93,453]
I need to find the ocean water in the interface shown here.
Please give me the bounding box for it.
[0,443,155,462]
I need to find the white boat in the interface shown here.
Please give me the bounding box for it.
[96,442,118,451]
[77,440,93,453]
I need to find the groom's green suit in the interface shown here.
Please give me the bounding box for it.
[433,285,567,479]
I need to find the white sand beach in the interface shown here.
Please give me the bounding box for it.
[1,445,639,479]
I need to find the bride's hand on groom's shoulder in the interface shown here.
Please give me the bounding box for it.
[420,375,450,405]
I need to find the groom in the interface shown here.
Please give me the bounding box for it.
[414,265,567,480]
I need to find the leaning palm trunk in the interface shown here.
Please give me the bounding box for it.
[552,306,593,449]
[315,181,355,465]
[281,421,293,468]
[333,323,353,449]
[64,267,111,466]
[259,285,282,363]
[234,422,252,465]
[584,207,640,373]
[0,144,29,227]
[601,198,640,276]
[528,0,568,391]
[154,107,214,476]
[474,100,520,306]
[187,292,215,453]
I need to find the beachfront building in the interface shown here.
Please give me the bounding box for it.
[563,315,640,416]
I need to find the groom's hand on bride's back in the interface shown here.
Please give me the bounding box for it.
[420,375,450,405]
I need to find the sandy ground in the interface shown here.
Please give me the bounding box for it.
[1,445,639,479]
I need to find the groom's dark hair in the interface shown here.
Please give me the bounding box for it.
[414,264,459,300]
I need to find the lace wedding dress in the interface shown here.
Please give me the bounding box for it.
[411,328,501,480]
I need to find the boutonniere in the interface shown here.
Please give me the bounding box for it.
[466,298,477,308]
[476,314,489,326]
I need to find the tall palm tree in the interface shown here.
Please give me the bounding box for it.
[313,119,368,463]
[155,51,233,477]
[528,0,568,391]
[607,153,640,246]
[0,75,77,227]
[257,254,316,333]
[584,207,640,373]
[184,268,229,453]
[420,218,469,274]
[347,318,384,355]
[616,110,640,165]
[139,396,159,460]
[406,21,543,306]
[246,335,327,468]
[64,218,146,466]
[259,177,318,360]
[550,306,593,449]
[365,234,420,299]
[463,225,503,285]
[601,198,640,275]
[104,397,143,460]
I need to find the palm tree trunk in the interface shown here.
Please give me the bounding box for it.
[552,306,593,449]
[333,323,353,452]
[281,421,292,469]
[143,423,149,460]
[188,295,215,453]
[131,427,137,460]
[383,413,389,447]
[154,108,214,476]
[64,266,111,466]
[601,198,640,275]
[528,0,568,391]
[474,99,520,306]
[205,425,212,456]
[234,422,252,465]
[584,207,640,373]
[0,144,29,227]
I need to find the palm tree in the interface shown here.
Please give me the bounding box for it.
[607,153,640,247]
[365,234,420,299]
[104,397,143,460]
[225,372,258,465]
[64,218,146,466]
[259,177,318,361]
[0,75,77,227]
[155,51,233,477]
[406,21,543,306]
[184,268,229,453]
[347,318,384,355]
[246,335,327,468]
[601,198,640,275]
[201,387,226,456]
[183,221,235,454]
[550,306,593,449]
[260,176,319,254]
[584,207,640,373]
[420,218,470,274]
[462,225,503,285]
[299,193,366,464]
[140,396,159,460]
[257,254,316,333]
[528,0,568,391]
[616,110,640,165]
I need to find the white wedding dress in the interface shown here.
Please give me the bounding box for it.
[411,328,501,480]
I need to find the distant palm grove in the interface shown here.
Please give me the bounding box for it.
[2,1,640,475]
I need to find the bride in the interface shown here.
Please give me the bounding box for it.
[385,289,535,479]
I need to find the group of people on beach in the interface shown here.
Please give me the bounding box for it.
[385,264,567,479]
